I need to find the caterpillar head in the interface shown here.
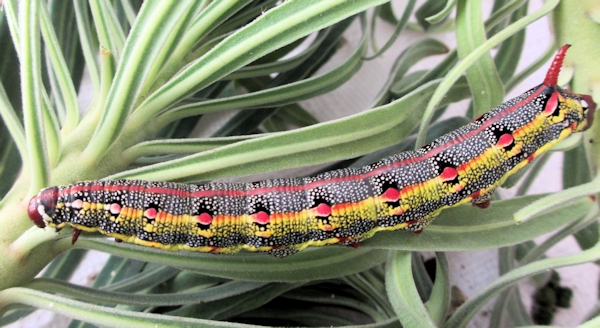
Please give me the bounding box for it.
[28,187,59,228]
[565,92,594,133]
[541,87,596,133]
[579,94,596,132]
[540,44,596,133]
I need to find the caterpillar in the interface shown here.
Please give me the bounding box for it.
[29,45,596,257]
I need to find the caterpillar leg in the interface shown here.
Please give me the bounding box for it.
[341,237,366,249]
[72,228,82,245]
[471,189,494,209]
[410,221,429,234]
[268,247,300,258]
[407,214,437,234]
[347,242,362,249]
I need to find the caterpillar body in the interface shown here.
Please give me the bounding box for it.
[29,45,596,257]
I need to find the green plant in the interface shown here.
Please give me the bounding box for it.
[0,0,599,327]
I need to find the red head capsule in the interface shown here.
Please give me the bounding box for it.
[28,187,59,228]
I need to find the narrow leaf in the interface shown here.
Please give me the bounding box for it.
[0,287,268,327]
[20,0,50,192]
[456,0,504,117]
[386,251,437,328]
[425,0,456,24]
[39,1,80,132]
[426,252,450,325]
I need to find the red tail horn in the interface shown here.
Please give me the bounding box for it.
[543,44,571,86]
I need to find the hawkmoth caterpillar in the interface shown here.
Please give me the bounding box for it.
[29,45,596,257]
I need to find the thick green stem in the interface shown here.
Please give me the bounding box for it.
[0,180,66,290]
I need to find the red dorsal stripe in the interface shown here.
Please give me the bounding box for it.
[543,44,570,86]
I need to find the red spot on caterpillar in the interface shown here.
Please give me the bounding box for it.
[256,211,270,224]
[316,203,332,217]
[590,195,596,201]
[144,207,157,219]
[470,190,481,199]
[198,212,212,225]
[393,208,405,215]
[544,92,559,115]
[110,203,121,215]
[28,187,58,228]
[440,167,458,181]
[527,154,536,162]
[543,44,570,86]
[497,134,514,148]
[383,187,400,201]
[473,199,491,209]
[72,228,81,245]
